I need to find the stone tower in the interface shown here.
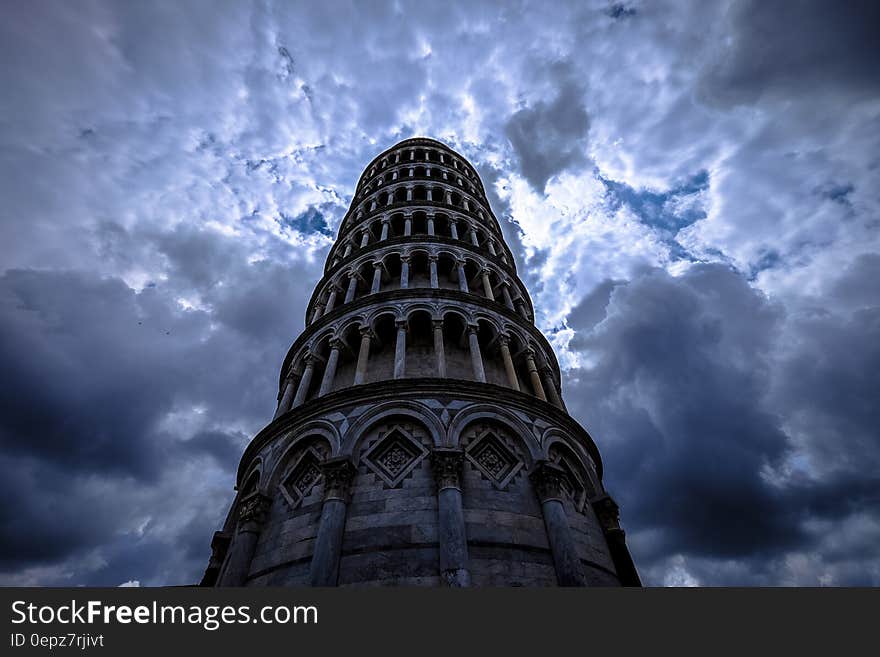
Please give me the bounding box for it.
[202,137,640,587]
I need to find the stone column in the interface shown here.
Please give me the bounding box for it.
[218,492,272,586]
[274,368,298,419]
[311,301,324,324]
[426,188,433,202]
[516,299,529,320]
[353,328,372,385]
[456,259,468,292]
[318,339,341,397]
[592,495,642,587]
[360,230,370,248]
[541,367,564,409]
[501,283,515,311]
[431,449,471,587]
[370,261,382,294]
[309,458,357,587]
[433,319,446,378]
[467,324,486,383]
[450,221,459,240]
[498,336,520,391]
[470,227,480,246]
[393,320,407,379]
[323,286,338,315]
[291,355,315,409]
[343,242,353,258]
[480,268,495,301]
[530,462,585,587]
[427,215,435,236]
[525,350,547,401]
[404,216,412,236]
[429,255,439,289]
[487,240,497,256]
[400,255,410,289]
[343,272,358,304]
[200,531,231,586]
[380,219,390,241]
[406,187,413,202]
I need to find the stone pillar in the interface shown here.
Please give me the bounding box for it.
[311,301,324,324]
[404,216,412,236]
[344,272,358,304]
[426,188,433,202]
[445,191,453,205]
[400,255,410,289]
[427,215,435,236]
[200,531,231,586]
[393,320,407,379]
[370,262,382,294]
[274,368,298,419]
[309,458,357,587]
[516,299,530,320]
[353,328,372,385]
[525,350,547,401]
[433,319,446,378]
[456,259,468,293]
[323,286,338,315]
[501,283,515,311]
[467,324,486,383]
[318,339,341,397]
[450,221,459,240]
[530,462,585,587]
[406,187,413,202]
[592,495,642,587]
[431,449,471,587]
[498,336,520,391]
[487,240,497,256]
[218,492,272,586]
[343,242,353,258]
[429,255,439,289]
[291,355,315,409]
[380,219,390,241]
[360,230,369,248]
[541,367,564,409]
[470,227,480,246]
[481,269,495,301]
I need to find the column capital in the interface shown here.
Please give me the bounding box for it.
[380,217,391,225]
[591,494,622,533]
[466,323,479,336]
[480,266,492,276]
[359,326,374,339]
[432,318,444,330]
[529,461,567,504]
[328,337,344,350]
[372,260,383,269]
[400,253,411,263]
[237,491,272,530]
[431,448,465,491]
[395,318,409,330]
[321,457,357,502]
[302,351,318,366]
[428,253,439,262]
[497,334,510,346]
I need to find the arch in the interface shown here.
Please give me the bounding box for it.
[340,400,446,460]
[239,459,263,494]
[267,421,340,490]
[446,403,541,462]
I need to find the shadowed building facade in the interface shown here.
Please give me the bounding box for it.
[202,138,640,587]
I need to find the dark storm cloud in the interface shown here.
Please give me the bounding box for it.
[699,0,880,105]
[504,61,591,191]
[566,262,880,584]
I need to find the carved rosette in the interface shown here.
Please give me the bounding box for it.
[431,448,465,491]
[237,492,272,531]
[529,461,567,504]
[320,457,357,502]
[592,494,623,533]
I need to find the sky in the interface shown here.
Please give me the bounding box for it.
[0,0,878,587]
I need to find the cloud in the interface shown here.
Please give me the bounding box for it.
[0,0,877,587]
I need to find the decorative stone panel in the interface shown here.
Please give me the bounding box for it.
[363,424,429,488]
[464,427,523,490]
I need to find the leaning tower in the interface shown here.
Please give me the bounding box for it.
[202,137,640,587]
